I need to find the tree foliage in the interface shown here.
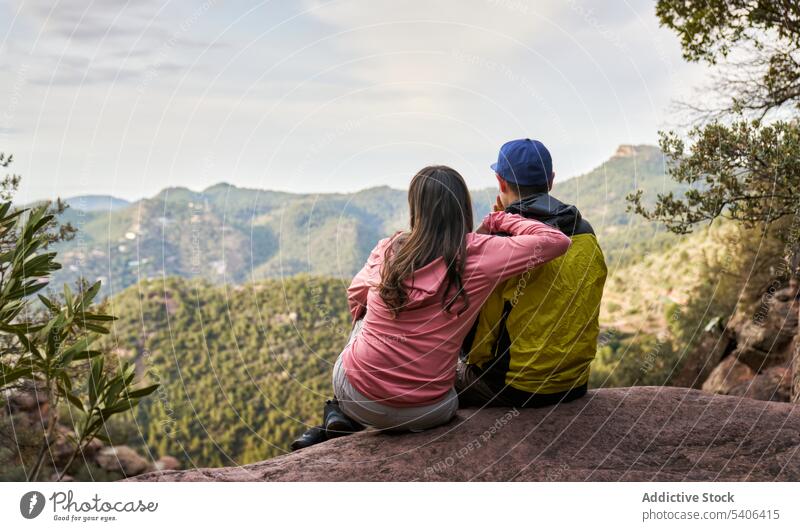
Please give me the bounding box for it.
[631,1,800,279]
[657,0,800,117]
[630,120,800,233]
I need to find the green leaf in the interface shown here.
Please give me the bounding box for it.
[105,377,125,407]
[119,363,136,387]
[7,280,50,299]
[62,372,73,391]
[0,365,33,386]
[59,335,98,366]
[65,392,84,411]
[15,332,42,360]
[37,294,60,313]
[23,252,60,277]
[80,313,117,322]
[100,399,139,416]
[82,323,109,334]
[0,322,41,334]
[89,357,104,407]
[63,283,73,308]
[79,281,102,308]
[72,349,102,361]
[23,208,54,238]
[125,383,159,399]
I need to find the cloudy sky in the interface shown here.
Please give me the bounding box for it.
[1,0,704,202]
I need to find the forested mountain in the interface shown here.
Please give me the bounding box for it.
[104,276,352,467]
[50,145,681,296]
[554,144,688,265]
[53,184,438,295]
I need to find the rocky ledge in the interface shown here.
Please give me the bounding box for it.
[129,387,800,482]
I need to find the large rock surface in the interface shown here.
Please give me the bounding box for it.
[130,387,800,482]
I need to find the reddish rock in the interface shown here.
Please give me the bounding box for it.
[794,342,800,404]
[128,387,800,482]
[791,284,800,403]
[7,392,39,411]
[729,366,792,402]
[6,389,49,414]
[49,426,79,468]
[96,446,153,477]
[702,356,755,395]
[83,437,104,458]
[672,327,734,389]
[731,286,798,371]
[155,456,181,471]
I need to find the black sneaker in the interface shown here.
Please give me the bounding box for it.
[324,399,365,438]
[290,426,328,451]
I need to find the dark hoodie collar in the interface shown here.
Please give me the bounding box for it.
[505,192,594,237]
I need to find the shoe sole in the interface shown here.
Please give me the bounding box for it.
[290,439,318,451]
[325,419,357,438]
[290,428,329,451]
[291,437,328,451]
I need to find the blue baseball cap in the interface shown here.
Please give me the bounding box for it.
[491,138,552,188]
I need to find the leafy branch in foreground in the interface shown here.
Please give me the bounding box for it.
[57,355,158,480]
[0,153,158,481]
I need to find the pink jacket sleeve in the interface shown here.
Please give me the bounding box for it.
[471,211,571,281]
[347,238,387,321]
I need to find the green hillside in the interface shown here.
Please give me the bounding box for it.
[554,144,688,266]
[104,276,352,467]
[50,145,681,296]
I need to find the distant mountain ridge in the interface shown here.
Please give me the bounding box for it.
[50,144,680,295]
[62,194,130,212]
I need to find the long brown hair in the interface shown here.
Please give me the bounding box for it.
[378,165,473,316]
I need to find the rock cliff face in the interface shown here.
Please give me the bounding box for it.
[130,387,800,482]
[675,284,799,403]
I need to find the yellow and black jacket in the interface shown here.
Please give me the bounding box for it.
[463,193,607,402]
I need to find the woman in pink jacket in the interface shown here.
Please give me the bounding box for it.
[291,165,571,450]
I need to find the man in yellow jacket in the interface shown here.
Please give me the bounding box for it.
[457,139,607,407]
